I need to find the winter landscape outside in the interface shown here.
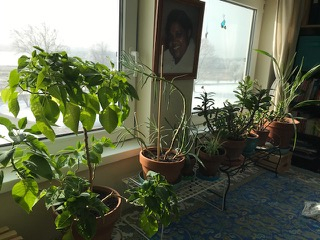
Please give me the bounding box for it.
[0,0,119,143]
[193,0,254,109]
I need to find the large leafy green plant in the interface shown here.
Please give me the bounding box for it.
[0,47,138,239]
[125,171,179,239]
[194,76,271,141]
[119,52,188,161]
[256,49,320,121]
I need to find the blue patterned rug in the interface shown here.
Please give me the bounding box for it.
[114,167,320,239]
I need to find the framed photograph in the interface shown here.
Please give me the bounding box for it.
[153,0,205,80]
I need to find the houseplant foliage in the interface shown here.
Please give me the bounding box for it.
[256,49,320,148]
[195,76,271,141]
[125,171,179,239]
[256,49,320,121]
[119,52,187,183]
[196,130,225,177]
[0,47,138,239]
[194,76,271,163]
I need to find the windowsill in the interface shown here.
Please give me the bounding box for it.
[0,139,141,194]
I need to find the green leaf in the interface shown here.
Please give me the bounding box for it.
[61,229,73,240]
[36,118,56,142]
[26,135,49,154]
[12,179,40,213]
[8,92,20,118]
[18,117,27,129]
[1,88,11,103]
[0,117,16,130]
[76,214,97,240]
[24,154,53,180]
[89,151,100,164]
[44,99,60,125]
[17,55,30,70]
[92,143,103,154]
[0,148,15,167]
[98,86,111,109]
[80,107,96,131]
[55,210,72,230]
[36,69,46,89]
[140,212,158,237]
[84,93,100,113]
[30,95,55,141]
[127,83,139,100]
[99,106,118,133]
[0,170,3,191]
[8,69,19,88]
[63,102,80,134]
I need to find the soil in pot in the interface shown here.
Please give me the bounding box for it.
[139,148,185,184]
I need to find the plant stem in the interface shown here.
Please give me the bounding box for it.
[157,45,164,160]
[83,127,94,190]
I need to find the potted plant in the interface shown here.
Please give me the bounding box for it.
[194,76,271,165]
[196,131,226,178]
[0,47,138,239]
[167,117,200,179]
[256,49,320,150]
[125,170,179,239]
[249,82,273,148]
[119,51,188,184]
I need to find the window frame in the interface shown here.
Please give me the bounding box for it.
[191,0,264,125]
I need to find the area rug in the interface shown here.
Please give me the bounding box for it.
[114,166,320,239]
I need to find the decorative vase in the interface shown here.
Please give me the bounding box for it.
[198,147,226,177]
[221,139,246,166]
[266,118,300,149]
[139,148,185,184]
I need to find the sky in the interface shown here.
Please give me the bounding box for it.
[202,0,253,58]
[0,0,119,65]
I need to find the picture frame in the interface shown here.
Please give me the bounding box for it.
[153,0,205,80]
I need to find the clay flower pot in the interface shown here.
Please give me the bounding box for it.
[139,148,185,184]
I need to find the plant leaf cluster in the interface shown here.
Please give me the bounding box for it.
[255,49,320,122]
[125,171,179,238]
[0,47,138,239]
[120,52,188,161]
[194,76,271,141]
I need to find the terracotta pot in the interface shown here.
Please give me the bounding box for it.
[139,148,185,184]
[253,129,270,147]
[266,118,300,149]
[221,139,246,166]
[54,186,122,240]
[181,155,196,177]
[198,147,226,177]
[242,133,259,157]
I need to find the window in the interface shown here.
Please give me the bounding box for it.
[0,0,137,146]
[192,0,262,119]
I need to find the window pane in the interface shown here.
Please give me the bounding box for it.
[0,0,120,143]
[193,0,255,109]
